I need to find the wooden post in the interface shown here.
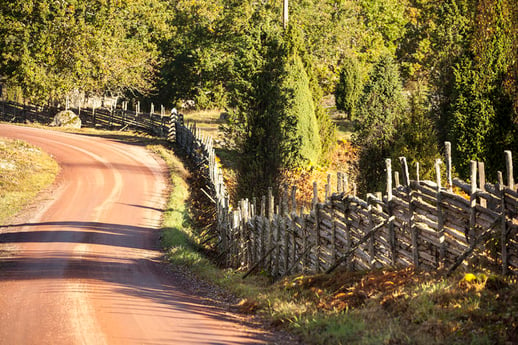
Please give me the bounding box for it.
[302,208,309,273]
[445,142,453,191]
[282,188,289,275]
[435,159,445,266]
[505,151,514,189]
[498,171,504,186]
[386,159,393,201]
[399,157,410,186]
[394,171,400,188]
[415,162,420,184]
[337,172,343,193]
[92,104,96,126]
[331,201,337,266]
[469,161,477,245]
[283,0,289,29]
[291,185,297,214]
[367,205,376,267]
[314,202,321,273]
[409,181,418,268]
[478,161,487,207]
[386,159,397,266]
[499,178,508,275]
[260,195,266,266]
[267,187,274,271]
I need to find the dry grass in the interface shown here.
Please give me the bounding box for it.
[0,137,58,224]
[183,109,225,141]
[264,268,518,345]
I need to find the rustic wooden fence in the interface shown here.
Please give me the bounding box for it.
[169,114,518,277]
[1,98,517,277]
[0,99,170,137]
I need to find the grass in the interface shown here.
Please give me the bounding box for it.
[0,137,58,224]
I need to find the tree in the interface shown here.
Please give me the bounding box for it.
[335,56,363,119]
[355,55,407,192]
[443,0,517,178]
[0,0,170,103]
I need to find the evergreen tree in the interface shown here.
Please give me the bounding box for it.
[355,55,407,192]
[335,56,363,119]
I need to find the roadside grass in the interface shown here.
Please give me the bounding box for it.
[0,137,58,224]
[153,141,518,345]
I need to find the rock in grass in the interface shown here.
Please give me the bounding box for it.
[51,110,81,129]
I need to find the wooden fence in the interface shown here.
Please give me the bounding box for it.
[170,113,518,277]
[1,98,517,277]
[0,99,170,137]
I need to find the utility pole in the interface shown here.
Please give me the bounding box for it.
[283,0,288,29]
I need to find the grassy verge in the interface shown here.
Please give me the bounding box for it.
[0,137,59,224]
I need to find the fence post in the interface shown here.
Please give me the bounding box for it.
[445,142,453,192]
[283,187,290,275]
[435,159,446,267]
[469,161,477,245]
[400,157,418,267]
[92,104,96,126]
[505,151,514,189]
[386,158,397,266]
[267,187,274,272]
[498,173,508,275]
[478,162,487,207]
[313,182,321,273]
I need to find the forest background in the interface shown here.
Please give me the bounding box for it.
[1,0,517,199]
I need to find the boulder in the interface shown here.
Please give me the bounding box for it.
[51,110,81,129]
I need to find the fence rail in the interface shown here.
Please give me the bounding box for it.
[1,98,517,277]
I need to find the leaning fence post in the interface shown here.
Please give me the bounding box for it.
[399,157,410,186]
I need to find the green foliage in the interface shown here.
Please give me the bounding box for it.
[0,0,170,103]
[282,53,321,166]
[355,55,407,192]
[335,56,363,118]
[393,82,440,181]
[229,18,324,198]
[440,0,518,178]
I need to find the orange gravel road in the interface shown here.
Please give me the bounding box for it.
[0,124,277,345]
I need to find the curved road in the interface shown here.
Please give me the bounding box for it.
[0,124,274,345]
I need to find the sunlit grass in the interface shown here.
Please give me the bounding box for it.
[0,137,58,224]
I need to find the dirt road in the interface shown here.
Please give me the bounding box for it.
[0,125,281,345]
